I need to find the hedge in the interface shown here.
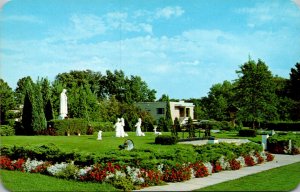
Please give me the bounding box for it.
[238,128,257,137]
[48,119,114,136]
[0,125,15,136]
[155,135,178,145]
[263,122,300,131]
[0,142,263,168]
[267,133,300,155]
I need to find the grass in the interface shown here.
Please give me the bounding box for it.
[0,132,180,154]
[195,162,300,191]
[0,169,117,192]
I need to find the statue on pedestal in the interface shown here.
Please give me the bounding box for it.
[59,89,68,120]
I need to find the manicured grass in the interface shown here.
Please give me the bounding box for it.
[195,162,300,191]
[0,169,117,191]
[0,132,186,155]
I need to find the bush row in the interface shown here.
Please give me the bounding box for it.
[0,142,263,169]
[263,121,300,131]
[47,119,113,136]
[267,133,300,155]
[238,128,257,137]
[155,135,178,145]
[0,151,274,191]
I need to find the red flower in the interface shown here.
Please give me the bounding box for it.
[244,155,255,166]
[229,159,241,170]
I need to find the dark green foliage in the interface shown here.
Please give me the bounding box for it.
[238,128,257,137]
[21,79,47,135]
[157,117,168,132]
[262,121,300,131]
[172,117,180,137]
[235,59,278,128]
[0,79,16,125]
[108,177,135,191]
[187,117,195,138]
[39,78,54,121]
[202,81,235,121]
[22,91,34,135]
[267,133,300,154]
[0,125,15,136]
[155,135,178,145]
[165,99,173,131]
[89,121,114,132]
[49,119,91,135]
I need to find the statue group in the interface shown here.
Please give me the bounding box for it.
[114,118,128,137]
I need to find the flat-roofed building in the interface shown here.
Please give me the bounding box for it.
[135,101,194,124]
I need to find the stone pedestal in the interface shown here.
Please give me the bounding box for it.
[262,134,269,150]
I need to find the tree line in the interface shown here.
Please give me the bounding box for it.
[1,59,299,133]
[189,60,300,128]
[0,70,156,134]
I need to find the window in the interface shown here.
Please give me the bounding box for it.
[156,108,165,115]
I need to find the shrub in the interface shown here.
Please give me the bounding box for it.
[89,121,114,132]
[0,125,15,136]
[162,164,191,182]
[229,159,241,170]
[267,133,300,154]
[262,121,300,131]
[244,155,255,166]
[109,177,135,191]
[238,128,257,137]
[49,119,89,135]
[155,135,178,145]
[190,162,209,178]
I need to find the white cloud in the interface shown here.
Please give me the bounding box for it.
[155,6,184,19]
[236,1,300,28]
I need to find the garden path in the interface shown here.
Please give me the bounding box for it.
[138,153,300,191]
[179,138,251,146]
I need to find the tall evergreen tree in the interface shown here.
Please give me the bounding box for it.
[21,80,46,135]
[235,58,278,128]
[0,79,16,125]
[289,62,300,120]
[39,78,54,121]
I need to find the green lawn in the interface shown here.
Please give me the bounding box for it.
[196,162,300,191]
[0,169,117,191]
[0,132,179,154]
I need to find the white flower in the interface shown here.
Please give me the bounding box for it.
[190,168,195,178]
[218,156,230,170]
[24,158,45,172]
[47,162,68,176]
[236,156,246,167]
[157,164,164,174]
[203,162,213,175]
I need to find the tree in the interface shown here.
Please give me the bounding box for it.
[15,76,34,106]
[273,76,294,120]
[202,81,235,121]
[235,58,278,128]
[38,78,54,121]
[289,63,300,101]
[289,62,300,120]
[0,79,16,125]
[21,79,47,135]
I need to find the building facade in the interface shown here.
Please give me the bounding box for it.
[135,101,194,124]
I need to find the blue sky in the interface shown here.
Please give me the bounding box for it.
[1,0,300,99]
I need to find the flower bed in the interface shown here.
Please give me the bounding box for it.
[0,149,275,190]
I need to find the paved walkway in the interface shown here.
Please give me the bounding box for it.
[138,140,300,191]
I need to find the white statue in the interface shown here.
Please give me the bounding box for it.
[114,118,121,137]
[59,89,68,119]
[135,118,145,136]
[154,126,162,135]
[97,130,102,140]
[120,117,128,137]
